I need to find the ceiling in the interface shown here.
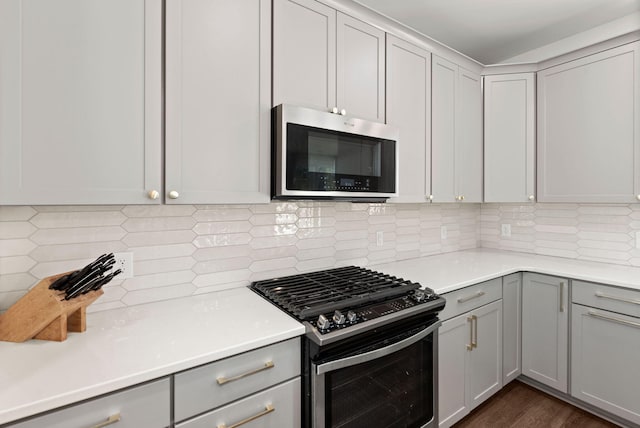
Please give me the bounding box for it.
[354,0,640,64]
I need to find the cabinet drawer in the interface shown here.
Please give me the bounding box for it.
[9,378,170,428]
[572,280,640,318]
[174,338,300,422]
[438,278,502,321]
[176,378,301,428]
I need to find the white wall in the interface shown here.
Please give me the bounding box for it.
[0,202,480,312]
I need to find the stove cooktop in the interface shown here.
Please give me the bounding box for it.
[250,266,446,345]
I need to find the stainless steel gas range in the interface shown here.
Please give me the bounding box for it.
[250,266,446,428]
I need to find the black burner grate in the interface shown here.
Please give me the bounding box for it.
[250,266,419,319]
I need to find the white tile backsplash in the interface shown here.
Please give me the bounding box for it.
[0,202,480,312]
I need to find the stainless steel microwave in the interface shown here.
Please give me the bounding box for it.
[272,104,399,201]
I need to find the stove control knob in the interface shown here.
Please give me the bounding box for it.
[333,310,346,325]
[347,310,357,323]
[413,290,426,302]
[317,314,331,331]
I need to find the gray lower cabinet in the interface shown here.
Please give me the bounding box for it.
[502,273,522,384]
[438,282,502,428]
[174,338,300,424]
[521,272,568,392]
[8,378,170,428]
[571,281,640,425]
[175,378,301,428]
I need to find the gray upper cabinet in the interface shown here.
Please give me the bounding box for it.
[273,0,385,122]
[386,35,431,203]
[431,56,482,203]
[537,41,640,203]
[0,0,162,205]
[165,0,271,204]
[484,73,535,203]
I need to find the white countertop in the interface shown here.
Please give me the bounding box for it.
[0,287,304,426]
[374,248,640,294]
[4,248,640,425]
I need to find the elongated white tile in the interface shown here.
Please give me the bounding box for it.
[336,230,375,243]
[193,245,251,261]
[249,202,298,214]
[577,240,632,251]
[0,222,36,239]
[193,269,251,287]
[130,243,196,261]
[334,220,368,232]
[30,226,126,245]
[534,240,579,250]
[34,205,125,212]
[193,221,252,235]
[250,235,298,249]
[249,213,298,226]
[250,245,299,261]
[296,247,334,261]
[122,205,196,218]
[334,239,369,251]
[249,268,300,283]
[0,239,36,257]
[335,248,369,260]
[577,247,631,261]
[534,224,578,234]
[297,217,336,229]
[193,257,253,274]
[0,206,36,221]
[296,257,336,272]
[122,216,196,232]
[123,271,196,291]
[250,257,297,272]
[0,273,36,293]
[121,283,196,306]
[193,208,252,222]
[296,227,336,239]
[134,257,196,276]
[0,256,36,275]
[30,242,127,262]
[367,249,396,262]
[249,224,298,238]
[296,237,336,250]
[297,206,336,218]
[123,230,196,247]
[334,210,368,221]
[0,291,26,312]
[577,205,632,216]
[193,233,251,248]
[31,211,126,228]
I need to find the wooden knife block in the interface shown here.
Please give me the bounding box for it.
[0,272,104,343]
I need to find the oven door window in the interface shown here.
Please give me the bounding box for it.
[313,323,435,428]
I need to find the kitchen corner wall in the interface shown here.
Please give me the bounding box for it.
[481,203,640,266]
[0,203,480,313]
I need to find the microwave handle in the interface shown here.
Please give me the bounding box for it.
[315,320,441,375]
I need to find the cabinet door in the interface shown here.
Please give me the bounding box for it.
[571,304,640,425]
[336,13,385,122]
[0,0,162,205]
[455,67,482,203]
[273,0,336,111]
[484,73,535,203]
[386,35,431,203]
[431,55,457,203]
[438,313,470,428]
[502,273,522,384]
[537,41,640,202]
[165,0,270,204]
[522,273,568,392]
[467,300,502,410]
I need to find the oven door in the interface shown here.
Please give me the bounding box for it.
[311,317,440,428]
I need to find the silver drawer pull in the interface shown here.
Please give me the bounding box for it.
[217,404,275,428]
[91,413,121,428]
[216,361,274,385]
[457,291,485,304]
[587,310,640,329]
[595,291,640,306]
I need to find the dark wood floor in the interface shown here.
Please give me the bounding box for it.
[452,381,620,428]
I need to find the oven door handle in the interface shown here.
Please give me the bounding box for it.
[315,320,441,375]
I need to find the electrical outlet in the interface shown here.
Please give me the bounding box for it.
[376,231,384,247]
[440,226,447,240]
[113,252,134,279]
[501,224,511,237]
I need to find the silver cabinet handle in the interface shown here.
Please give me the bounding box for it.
[559,282,565,312]
[457,291,485,304]
[595,291,640,306]
[466,316,473,350]
[91,413,121,428]
[217,404,275,428]
[466,315,478,351]
[587,310,640,329]
[216,361,274,385]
